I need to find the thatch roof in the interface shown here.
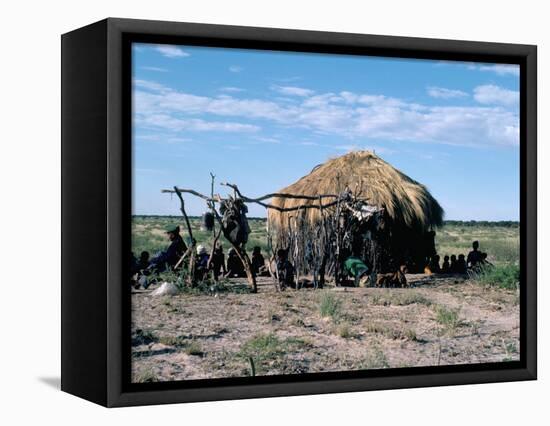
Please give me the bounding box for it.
[268,150,443,231]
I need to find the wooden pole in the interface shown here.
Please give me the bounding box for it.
[173,186,196,286]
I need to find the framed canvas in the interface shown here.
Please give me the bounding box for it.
[61,18,537,407]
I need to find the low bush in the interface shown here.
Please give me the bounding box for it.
[319,292,342,321]
[471,264,520,290]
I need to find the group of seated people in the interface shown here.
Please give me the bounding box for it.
[131,223,275,288]
[132,225,492,291]
[425,241,491,274]
[341,240,491,287]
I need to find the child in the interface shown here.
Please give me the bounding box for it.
[251,246,267,276]
[450,255,458,273]
[442,255,451,273]
[456,254,467,274]
[276,248,295,289]
[195,245,210,281]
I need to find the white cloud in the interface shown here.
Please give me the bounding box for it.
[140,66,168,72]
[219,87,245,93]
[136,134,192,144]
[134,79,519,147]
[134,79,171,93]
[468,63,520,76]
[229,65,243,73]
[473,84,519,106]
[135,134,161,142]
[427,86,468,99]
[274,76,302,83]
[154,45,190,58]
[166,137,193,144]
[272,85,315,97]
[254,136,281,144]
[136,113,259,133]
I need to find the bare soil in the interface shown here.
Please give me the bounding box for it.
[131,274,519,382]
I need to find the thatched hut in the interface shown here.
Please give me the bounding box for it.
[267,150,443,280]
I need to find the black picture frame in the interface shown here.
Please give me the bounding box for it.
[61,17,537,407]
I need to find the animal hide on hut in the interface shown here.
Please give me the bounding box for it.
[219,198,251,247]
[201,211,215,231]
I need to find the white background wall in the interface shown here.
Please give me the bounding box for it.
[0,0,546,423]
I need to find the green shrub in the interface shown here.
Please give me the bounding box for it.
[360,347,390,369]
[237,333,311,375]
[472,264,520,290]
[319,292,342,321]
[434,305,462,331]
[184,340,203,356]
[134,368,157,383]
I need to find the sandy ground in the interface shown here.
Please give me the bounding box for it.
[131,274,520,382]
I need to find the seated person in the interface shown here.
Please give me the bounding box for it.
[467,241,484,269]
[472,252,493,271]
[210,244,226,281]
[450,254,458,273]
[225,248,246,278]
[480,252,492,266]
[195,245,210,281]
[148,224,187,273]
[137,251,150,272]
[276,248,295,289]
[343,256,369,287]
[251,246,269,276]
[430,254,441,273]
[456,254,467,274]
[425,254,441,274]
[441,255,451,273]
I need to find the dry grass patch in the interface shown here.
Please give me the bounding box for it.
[369,291,432,307]
[365,322,419,341]
[319,292,343,322]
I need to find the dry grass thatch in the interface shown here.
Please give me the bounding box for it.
[268,150,443,231]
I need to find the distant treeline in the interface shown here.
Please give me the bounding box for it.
[133,215,518,227]
[443,220,519,228]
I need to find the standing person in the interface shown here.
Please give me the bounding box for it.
[467,241,484,270]
[210,244,226,281]
[148,224,187,273]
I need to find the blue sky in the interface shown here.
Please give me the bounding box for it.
[132,43,520,220]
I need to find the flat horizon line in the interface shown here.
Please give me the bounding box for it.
[131,214,519,223]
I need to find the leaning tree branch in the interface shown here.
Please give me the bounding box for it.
[161,188,213,202]
[221,182,340,201]
[162,186,348,213]
[220,183,359,212]
[162,183,372,217]
[173,186,194,242]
